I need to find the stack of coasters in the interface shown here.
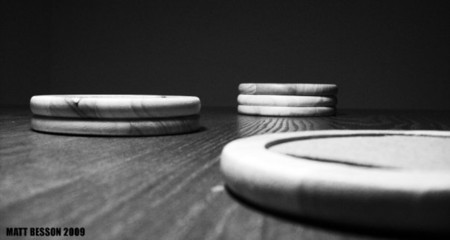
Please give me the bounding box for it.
[238,83,338,117]
[30,95,201,136]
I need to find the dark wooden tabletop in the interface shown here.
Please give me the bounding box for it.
[1,107,450,240]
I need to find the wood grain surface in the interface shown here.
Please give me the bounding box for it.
[1,107,450,240]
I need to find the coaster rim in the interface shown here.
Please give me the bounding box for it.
[30,94,201,119]
[239,83,338,96]
[221,130,450,232]
[238,94,337,107]
[31,115,200,136]
[238,105,335,117]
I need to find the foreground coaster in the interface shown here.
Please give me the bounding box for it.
[31,115,200,136]
[239,83,338,96]
[238,94,336,107]
[30,95,201,119]
[221,130,450,233]
[238,105,335,117]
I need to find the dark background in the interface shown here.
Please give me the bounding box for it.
[1,0,449,109]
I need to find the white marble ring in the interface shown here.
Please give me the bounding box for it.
[30,95,201,119]
[221,130,450,233]
[238,105,335,117]
[239,83,338,96]
[238,94,336,107]
[31,115,200,136]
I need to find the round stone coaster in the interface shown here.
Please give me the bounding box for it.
[238,105,335,117]
[30,95,201,119]
[221,130,450,233]
[238,94,336,107]
[31,115,200,136]
[239,83,338,96]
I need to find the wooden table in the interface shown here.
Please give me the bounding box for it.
[1,107,449,240]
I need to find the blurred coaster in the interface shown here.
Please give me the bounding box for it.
[239,83,338,96]
[31,95,201,119]
[221,130,450,233]
[238,94,336,107]
[31,115,200,136]
[238,105,335,117]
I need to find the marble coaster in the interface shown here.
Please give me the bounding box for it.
[238,94,336,107]
[221,130,450,233]
[239,83,338,96]
[31,115,200,136]
[238,105,335,117]
[31,95,201,119]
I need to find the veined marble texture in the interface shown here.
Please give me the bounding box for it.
[221,130,450,232]
[30,95,201,119]
[238,105,335,117]
[31,115,200,136]
[239,83,338,96]
[238,94,336,107]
